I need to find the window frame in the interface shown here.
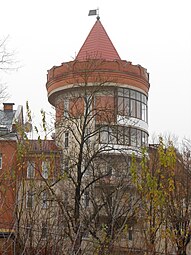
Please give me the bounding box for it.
[117,87,148,122]
[63,98,69,117]
[26,190,34,209]
[42,160,50,179]
[64,132,69,148]
[42,190,48,209]
[27,161,35,178]
[98,125,148,147]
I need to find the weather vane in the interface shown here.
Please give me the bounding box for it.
[88,8,100,20]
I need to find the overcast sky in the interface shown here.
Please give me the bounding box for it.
[0,0,191,142]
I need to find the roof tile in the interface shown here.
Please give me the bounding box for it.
[76,19,121,61]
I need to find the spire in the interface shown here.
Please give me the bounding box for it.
[76,19,121,61]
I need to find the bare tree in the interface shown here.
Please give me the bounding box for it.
[164,140,191,255]
[0,36,18,103]
[43,59,146,255]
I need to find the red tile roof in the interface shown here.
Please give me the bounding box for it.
[76,18,121,61]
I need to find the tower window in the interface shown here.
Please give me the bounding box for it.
[128,227,133,241]
[64,132,69,148]
[64,99,69,117]
[118,88,148,122]
[63,158,69,173]
[98,125,148,147]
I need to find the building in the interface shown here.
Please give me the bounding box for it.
[0,103,23,255]
[15,139,62,255]
[0,103,62,254]
[46,15,150,254]
[2,14,189,255]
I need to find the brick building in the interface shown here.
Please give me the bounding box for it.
[45,15,150,254]
[0,15,153,255]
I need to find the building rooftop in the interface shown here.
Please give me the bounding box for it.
[76,18,121,61]
[0,104,23,139]
[26,140,61,153]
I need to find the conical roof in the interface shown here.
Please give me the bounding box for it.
[76,18,121,61]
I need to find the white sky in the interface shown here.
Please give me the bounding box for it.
[0,0,191,142]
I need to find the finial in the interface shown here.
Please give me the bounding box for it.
[97,15,100,20]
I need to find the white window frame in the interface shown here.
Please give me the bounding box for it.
[27,161,35,178]
[42,160,50,179]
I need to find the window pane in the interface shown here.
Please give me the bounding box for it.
[130,90,136,99]
[118,88,124,96]
[124,88,129,96]
[137,129,141,147]
[42,161,49,179]
[27,161,35,178]
[117,126,124,144]
[130,128,137,146]
[118,97,123,115]
[141,104,147,122]
[142,94,147,103]
[130,100,136,117]
[64,99,69,117]
[142,132,148,146]
[100,126,108,143]
[26,191,34,208]
[124,127,130,145]
[124,98,130,116]
[109,127,117,144]
[64,132,69,148]
[137,101,141,119]
[136,92,141,101]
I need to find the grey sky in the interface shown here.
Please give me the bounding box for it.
[1,0,191,141]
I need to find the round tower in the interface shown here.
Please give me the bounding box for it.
[46,18,150,152]
[45,18,150,253]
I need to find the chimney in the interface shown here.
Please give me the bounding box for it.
[3,103,15,111]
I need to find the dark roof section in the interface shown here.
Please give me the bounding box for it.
[0,110,16,132]
[76,19,121,61]
[0,105,23,139]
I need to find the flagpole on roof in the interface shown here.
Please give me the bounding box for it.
[88,8,100,19]
[97,7,100,20]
